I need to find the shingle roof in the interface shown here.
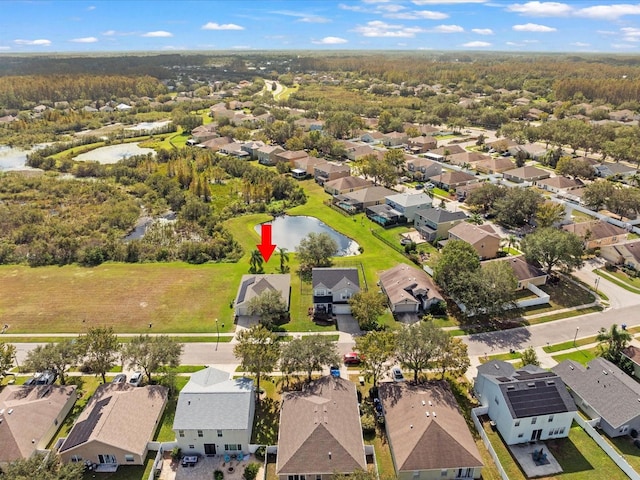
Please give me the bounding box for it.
[431,171,477,184]
[483,256,546,281]
[385,192,432,208]
[379,263,442,306]
[415,207,467,224]
[552,358,640,429]
[536,176,583,189]
[448,222,499,245]
[235,274,291,310]
[324,176,372,191]
[174,367,254,431]
[341,186,395,203]
[276,377,366,475]
[503,166,550,180]
[312,268,360,291]
[379,381,483,473]
[562,220,627,241]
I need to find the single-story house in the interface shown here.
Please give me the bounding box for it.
[414,207,468,242]
[447,151,492,167]
[483,256,548,290]
[334,186,395,213]
[407,136,437,154]
[622,345,640,379]
[474,156,515,174]
[385,192,433,222]
[535,176,584,193]
[405,156,442,181]
[256,145,286,165]
[276,376,366,480]
[552,358,640,438]
[475,361,576,445]
[382,131,409,147]
[429,171,477,190]
[0,385,77,465]
[199,136,234,152]
[456,182,484,202]
[428,145,465,158]
[379,263,443,313]
[361,131,385,144]
[173,367,255,457]
[312,268,360,315]
[601,240,640,270]
[508,143,548,161]
[486,138,518,153]
[314,162,351,185]
[502,166,550,184]
[594,162,636,178]
[275,150,309,165]
[59,383,168,466]
[324,176,372,196]
[562,220,628,250]
[219,142,251,159]
[379,381,484,480]
[234,274,291,317]
[447,223,501,260]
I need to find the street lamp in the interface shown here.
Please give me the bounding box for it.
[215,319,219,351]
[594,277,600,294]
[573,326,580,347]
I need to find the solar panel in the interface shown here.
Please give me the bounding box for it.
[496,377,512,383]
[505,384,569,417]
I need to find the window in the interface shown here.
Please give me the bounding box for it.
[198,430,203,437]
[125,455,134,463]
[189,445,194,449]
[518,433,524,438]
[441,469,448,477]
[341,292,352,300]
[224,444,242,451]
[531,417,537,425]
[515,420,520,427]
[316,476,322,480]
[559,427,565,435]
[71,455,83,463]
[413,472,420,479]
[548,415,554,422]
[217,430,223,437]
[179,430,184,438]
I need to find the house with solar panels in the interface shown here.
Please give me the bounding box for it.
[474,360,576,445]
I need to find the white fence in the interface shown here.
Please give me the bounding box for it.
[471,407,510,480]
[146,441,177,480]
[516,283,550,309]
[573,414,640,480]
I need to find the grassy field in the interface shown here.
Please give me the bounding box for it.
[153,376,190,442]
[551,347,599,365]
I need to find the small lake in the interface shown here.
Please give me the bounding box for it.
[255,215,360,256]
[126,120,172,132]
[74,143,156,164]
[0,144,47,171]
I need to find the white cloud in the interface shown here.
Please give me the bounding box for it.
[612,43,635,49]
[577,4,640,20]
[102,30,116,36]
[507,2,572,16]
[14,39,51,46]
[0,46,10,50]
[571,42,590,47]
[375,4,407,13]
[463,41,492,47]
[162,45,187,51]
[506,41,524,46]
[523,39,539,43]
[270,11,331,23]
[141,31,173,37]
[352,20,426,37]
[512,22,556,32]
[363,0,394,3]
[472,28,494,35]
[312,36,348,44]
[339,3,367,12]
[387,9,449,19]
[202,22,244,30]
[413,0,486,3]
[622,27,640,41]
[431,24,465,33]
[87,5,96,10]
[71,36,98,43]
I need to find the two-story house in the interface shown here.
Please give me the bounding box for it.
[314,162,351,185]
[447,223,501,260]
[405,156,443,181]
[562,220,628,250]
[474,361,576,445]
[414,207,467,242]
[256,145,285,165]
[384,192,433,222]
[312,268,360,315]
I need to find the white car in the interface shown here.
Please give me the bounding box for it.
[129,372,143,387]
[391,367,405,382]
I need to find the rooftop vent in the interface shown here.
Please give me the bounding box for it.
[425,412,430,417]
[421,400,426,406]
[603,370,608,375]
[432,411,437,417]
[7,409,12,415]
[494,364,500,370]
[569,365,574,370]
[428,400,433,406]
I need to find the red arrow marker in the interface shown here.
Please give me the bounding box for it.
[257,224,276,262]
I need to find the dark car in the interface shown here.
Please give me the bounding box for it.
[112,374,127,384]
[35,371,57,385]
[343,352,362,365]
[330,365,340,378]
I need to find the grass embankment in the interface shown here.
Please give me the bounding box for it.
[594,269,640,293]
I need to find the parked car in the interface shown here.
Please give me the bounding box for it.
[415,183,424,190]
[129,371,143,387]
[35,371,57,385]
[330,365,340,378]
[425,182,435,189]
[343,352,362,365]
[391,367,405,382]
[112,374,127,384]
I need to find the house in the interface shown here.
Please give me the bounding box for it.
[200,136,234,152]
[622,345,640,379]
[379,263,443,313]
[294,118,324,131]
[475,361,576,445]
[535,176,584,193]
[324,176,372,196]
[314,162,351,185]
[256,145,285,165]
[276,376,366,480]
[594,162,636,178]
[345,144,378,161]
[405,156,442,181]
[33,104,48,113]
[275,150,309,165]
[361,131,385,144]
[447,152,492,167]
[407,136,437,154]
[191,124,219,143]
[508,143,548,161]
[428,144,465,158]
[486,138,517,153]
[0,385,77,465]
[173,367,255,457]
[562,220,628,250]
[552,358,640,438]
[414,207,468,242]
[293,156,326,176]
[234,274,291,317]
[384,192,433,222]
[429,171,477,190]
[241,140,266,159]
[115,103,132,111]
[474,156,515,174]
[502,166,550,184]
[382,131,409,147]
[219,142,251,159]
[609,109,638,122]
[333,186,395,213]
[379,381,483,480]
[312,268,360,315]
[447,223,501,260]
[59,384,168,466]
[456,182,484,202]
[601,240,640,270]
[484,256,548,290]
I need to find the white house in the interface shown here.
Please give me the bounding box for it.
[312,268,360,315]
[474,361,576,445]
[384,192,432,222]
[173,367,255,457]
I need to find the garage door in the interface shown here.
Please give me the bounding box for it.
[393,303,418,313]
[333,304,351,314]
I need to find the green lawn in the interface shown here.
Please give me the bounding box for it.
[595,269,640,292]
[153,376,190,442]
[250,379,281,445]
[543,336,599,353]
[82,451,155,480]
[552,347,599,365]
[607,435,640,473]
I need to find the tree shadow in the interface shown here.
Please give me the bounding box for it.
[545,435,594,475]
[251,397,280,445]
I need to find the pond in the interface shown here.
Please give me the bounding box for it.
[255,215,360,256]
[74,143,156,164]
[0,144,49,171]
[125,120,172,132]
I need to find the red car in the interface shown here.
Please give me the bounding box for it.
[343,352,362,365]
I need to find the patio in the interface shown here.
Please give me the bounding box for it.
[158,453,264,480]
[508,441,563,478]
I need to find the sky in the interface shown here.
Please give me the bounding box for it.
[2,1,640,53]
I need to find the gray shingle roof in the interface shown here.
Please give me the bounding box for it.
[312,268,360,291]
[415,207,467,224]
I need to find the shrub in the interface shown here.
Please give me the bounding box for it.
[171,447,181,460]
[214,470,224,480]
[361,414,376,434]
[243,462,260,480]
[254,446,266,461]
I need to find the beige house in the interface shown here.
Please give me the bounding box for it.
[405,156,442,181]
[429,171,477,190]
[333,186,395,213]
[600,240,640,269]
[379,381,483,480]
[408,136,437,154]
[562,220,628,250]
[535,176,583,193]
[257,145,285,165]
[234,274,291,317]
[293,156,326,175]
[502,166,550,183]
[483,256,548,290]
[474,156,515,174]
[0,385,77,465]
[447,223,501,260]
[324,176,372,196]
[275,150,309,165]
[276,376,366,480]
[59,383,167,467]
[447,151,492,167]
[314,162,351,185]
[382,131,408,147]
[414,207,468,242]
[379,263,443,313]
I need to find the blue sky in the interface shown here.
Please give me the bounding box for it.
[2,1,640,52]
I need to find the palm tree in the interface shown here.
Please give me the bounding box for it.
[278,247,290,274]
[249,249,264,274]
[596,324,632,363]
[502,234,519,253]
[467,213,483,225]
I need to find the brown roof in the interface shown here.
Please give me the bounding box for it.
[324,176,372,191]
[277,150,308,161]
[474,156,515,173]
[448,222,499,245]
[59,383,167,457]
[276,376,366,475]
[200,136,234,150]
[448,152,492,165]
[0,385,77,463]
[562,220,627,241]
[316,162,351,174]
[536,176,583,189]
[429,145,465,156]
[503,166,550,180]
[379,381,483,473]
[483,256,546,281]
[379,263,442,306]
[623,345,640,365]
[431,170,476,185]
